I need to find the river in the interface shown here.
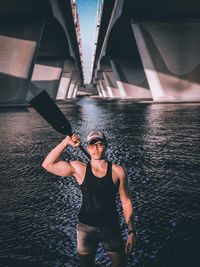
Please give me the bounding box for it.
[0,97,199,267]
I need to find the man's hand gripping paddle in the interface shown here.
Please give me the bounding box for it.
[29,90,90,159]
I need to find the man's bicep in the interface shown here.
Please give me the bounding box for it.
[46,161,75,177]
[119,169,131,202]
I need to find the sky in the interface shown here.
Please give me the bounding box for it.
[76,0,101,84]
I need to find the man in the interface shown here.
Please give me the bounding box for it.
[42,131,136,267]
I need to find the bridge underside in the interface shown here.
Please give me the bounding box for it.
[1,0,200,103]
[93,0,200,102]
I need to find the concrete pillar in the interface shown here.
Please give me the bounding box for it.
[110,59,127,97]
[102,71,121,97]
[131,22,165,101]
[110,57,152,99]
[102,72,114,97]
[28,59,63,100]
[99,79,108,97]
[0,23,44,104]
[72,85,79,98]
[96,82,103,97]
[131,21,200,101]
[67,80,76,98]
[56,72,73,100]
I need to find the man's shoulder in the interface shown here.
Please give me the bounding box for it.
[112,162,125,171]
[112,163,126,177]
[70,160,87,169]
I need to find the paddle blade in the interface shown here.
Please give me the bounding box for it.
[29,90,72,136]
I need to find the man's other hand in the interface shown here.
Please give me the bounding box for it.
[125,233,136,254]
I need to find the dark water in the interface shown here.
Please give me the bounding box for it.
[0,97,199,267]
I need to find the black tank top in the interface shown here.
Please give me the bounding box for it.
[78,161,119,227]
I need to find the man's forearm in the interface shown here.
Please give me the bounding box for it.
[42,138,69,167]
[126,214,136,232]
[123,200,136,231]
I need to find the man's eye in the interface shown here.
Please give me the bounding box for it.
[98,143,103,147]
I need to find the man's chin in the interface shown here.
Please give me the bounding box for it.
[92,154,103,160]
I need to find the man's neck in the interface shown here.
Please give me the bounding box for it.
[90,159,107,168]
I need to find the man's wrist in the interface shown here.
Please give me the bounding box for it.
[62,138,70,147]
[128,229,136,235]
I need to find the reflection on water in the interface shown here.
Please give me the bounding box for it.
[0,98,199,267]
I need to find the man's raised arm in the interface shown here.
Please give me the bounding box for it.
[42,134,80,177]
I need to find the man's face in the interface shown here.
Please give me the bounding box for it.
[87,140,107,160]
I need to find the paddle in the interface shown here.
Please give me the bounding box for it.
[29,90,90,159]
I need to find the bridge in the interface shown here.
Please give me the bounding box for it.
[0,0,83,105]
[92,0,200,102]
[1,0,200,104]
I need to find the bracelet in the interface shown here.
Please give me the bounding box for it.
[129,229,136,235]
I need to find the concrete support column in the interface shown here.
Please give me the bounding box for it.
[131,21,200,101]
[99,80,108,97]
[102,72,114,97]
[96,82,103,97]
[110,59,127,97]
[131,21,165,101]
[72,85,79,98]
[67,79,76,98]
[0,23,44,104]
[56,72,73,100]
[29,59,63,100]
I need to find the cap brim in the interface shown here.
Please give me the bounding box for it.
[87,138,106,145]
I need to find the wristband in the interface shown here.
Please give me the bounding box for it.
[129,229,136,235]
